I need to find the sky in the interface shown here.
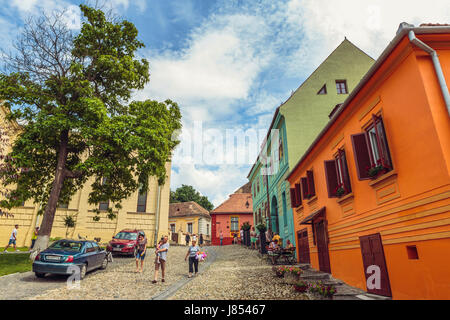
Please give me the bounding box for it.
[0,0,449,207]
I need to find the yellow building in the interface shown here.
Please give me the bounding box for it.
[168,202,211,245]
[0,105,171,247]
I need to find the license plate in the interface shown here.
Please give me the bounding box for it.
[113,248,122,252]
[46,255,61,261]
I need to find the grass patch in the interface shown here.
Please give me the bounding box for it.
[0,247,29,252]
[0,253,33,276]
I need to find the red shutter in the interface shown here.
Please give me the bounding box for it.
[301,177,308,199]
[295,183,302,206]
[324,160,339,198]
[290,188,296,208]
[351,133,371,180]
[307,170,315,197]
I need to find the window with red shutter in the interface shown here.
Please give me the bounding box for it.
[306,170,316,198]
[301,177,308,199]
[295,183,302,206]
[351,133,372,180]
[290,188,296,208]
[324,160,339,198]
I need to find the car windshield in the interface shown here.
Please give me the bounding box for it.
[49,240,83,252]
[114,232,137,240]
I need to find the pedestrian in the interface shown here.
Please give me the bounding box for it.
[135,232,147,273]
[233,233,238,244]
[219,230,223,246]
[185,233,190,246]
[4,225,19,252]
[265,229,272,247]
[185,239,200,278]
[250,227,257,250]
[199,234,204,247]
[153,236,169,283]
[192,233,197,242]
[30,227,39,250]
[240,228,244,245]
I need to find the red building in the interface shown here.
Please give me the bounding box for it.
[211,184,253,246]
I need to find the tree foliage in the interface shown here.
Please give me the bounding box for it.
[0,5,182,243]
[170,185,214,211]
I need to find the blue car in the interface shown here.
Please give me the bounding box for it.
[33,239,108,279]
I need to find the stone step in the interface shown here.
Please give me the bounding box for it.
[300,271,330,280]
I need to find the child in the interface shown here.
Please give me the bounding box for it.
[155,237,164,264]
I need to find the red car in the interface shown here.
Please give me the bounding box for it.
[107,229,143,256]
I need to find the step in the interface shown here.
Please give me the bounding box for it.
[300,272,330,280]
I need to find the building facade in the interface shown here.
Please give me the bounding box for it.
[168,201,211,245]
[287,24,450,300]
[0,105,171,247]
[248,39,375,248]
[210,185,253,246]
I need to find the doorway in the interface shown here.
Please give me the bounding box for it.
[297,229,310,264]
[315,220,331,273]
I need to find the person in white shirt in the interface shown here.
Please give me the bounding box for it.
[4,225,19,252]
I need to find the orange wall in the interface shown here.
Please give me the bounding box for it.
[288,34,450,300]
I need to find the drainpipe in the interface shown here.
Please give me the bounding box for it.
[408,30,450,116]
[154,185,161,246]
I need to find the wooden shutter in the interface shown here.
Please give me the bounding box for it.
[351,133,371,180]
[295,183,302,206]
[290,188,296,208]
[301,177,308,199]
[324,160,339,198]
[307,170,316,197]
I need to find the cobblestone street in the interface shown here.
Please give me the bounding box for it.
[6,245,308,300]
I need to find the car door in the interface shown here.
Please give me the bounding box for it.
[91,242,105,268]
[83,242,97,271]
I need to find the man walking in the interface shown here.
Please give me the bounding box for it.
[153,236,169,283]
[185,233,190,246]
[4,225,19,252]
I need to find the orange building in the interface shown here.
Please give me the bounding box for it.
[286,23,450,300]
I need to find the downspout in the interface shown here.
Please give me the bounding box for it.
[408,30,450,116]
[154,185,161,246]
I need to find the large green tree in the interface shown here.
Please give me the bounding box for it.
[0,5,181,255]
[170,185,214,211]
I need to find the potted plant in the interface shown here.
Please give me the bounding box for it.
[284,266,303,284]
[293,280,309,293]
[256,223,267,233]
[272,266,286,278]
[366,160,391,179]
[318,284,337,300]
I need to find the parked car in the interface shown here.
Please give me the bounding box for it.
[33,239,108,280]
[106,229,143,256]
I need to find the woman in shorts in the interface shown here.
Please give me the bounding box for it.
[135,232,147,273]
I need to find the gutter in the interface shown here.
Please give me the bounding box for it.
[408,30,450,116]
[286,24,450,182]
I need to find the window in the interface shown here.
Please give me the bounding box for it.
[170,224,176,233]
[206,224,209,235]
[289,183,302,208]
[279,137,284,161]
[257,181,260,194]
[407,246,419,260]
[301,170,316,199]
[187,223,193,234]
[336,80,348,94]
[324,149,352,198]
[317,84,327,95]
[352,115,393,180]
[282,192,287,227]
[58,201,69,209]
[230,217,239,232]
[99,177,109,211]
[137,183,147,213]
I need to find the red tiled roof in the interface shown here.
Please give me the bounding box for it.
[210,193,253,215]
[169,202,210,219]
[420,23,450,27]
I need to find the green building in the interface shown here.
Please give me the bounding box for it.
[248,39,375,249]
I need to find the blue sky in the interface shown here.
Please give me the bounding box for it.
[1,0,449,207]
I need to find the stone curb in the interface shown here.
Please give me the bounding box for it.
[150,247,218,300]
[0,271,33,280]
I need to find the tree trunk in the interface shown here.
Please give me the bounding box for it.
[30,131,68,261]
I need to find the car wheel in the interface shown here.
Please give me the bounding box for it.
[35,272,46,278]
[80,264,87,280]
[100,257,108,270]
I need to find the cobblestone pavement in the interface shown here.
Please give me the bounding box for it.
[0,254,131,300]
[170,245,308,300]
[31,245,198,300]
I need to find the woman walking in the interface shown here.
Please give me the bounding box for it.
[135,232,147,273]
[250,227,257,250]
[185,239,200,278]
[153,236,169,283]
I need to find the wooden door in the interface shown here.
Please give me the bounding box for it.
[315,220,331,273]
[359,233,392,297]
[297,229,310,264]
[171,233,178,243]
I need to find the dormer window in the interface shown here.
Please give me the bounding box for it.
[317,84,327,95]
